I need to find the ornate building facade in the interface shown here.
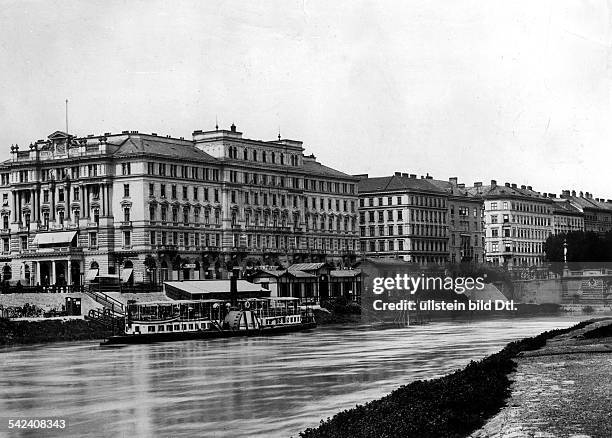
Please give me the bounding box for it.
[0,125,359,287]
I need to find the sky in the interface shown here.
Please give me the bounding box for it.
[0,0,611,197]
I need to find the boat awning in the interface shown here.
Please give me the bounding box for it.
[85,269,98,281]
[121,268,133,282]
[32,231,77,246]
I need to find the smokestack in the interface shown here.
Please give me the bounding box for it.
[230,267,240,307]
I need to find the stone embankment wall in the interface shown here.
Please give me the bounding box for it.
[512,276,612,307]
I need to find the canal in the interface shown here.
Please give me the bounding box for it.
[0,315,594,437]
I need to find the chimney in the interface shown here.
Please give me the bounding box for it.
[410,174,417,179]
[491,179,497,187]
[425,173,433,180]
[353,173,369,179]
[230,267,240,307]
[579,191,584,197]
[526,185,532,190]
[394,172,402,177]
[401,173,408,177]
[561,190,570,197]
[520,185,526,189]
[571,190,576,197]
[511,183,517,188]
[607,199,612,203]
[458,183,465,188]
[550,194,556,198]
[230,123,237,133]
[505,182,510,187]
[474,182,482,188]
[449,177,458,186]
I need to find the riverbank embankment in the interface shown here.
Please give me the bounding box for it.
[0,318,115,345]
[299,318,612,438]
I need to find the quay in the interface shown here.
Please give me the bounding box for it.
[300,318,612,438]
[471,318,612,438]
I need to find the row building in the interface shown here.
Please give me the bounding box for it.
[0,125,359,288]
[356,173,484,264]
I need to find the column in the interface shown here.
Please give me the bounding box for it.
[51,261,56,286]
[67,259,72,286]
[51,187,56,221]
[66,185,71,221]
[12,192,17,222]
[18,192,22,224]
[84,185,89,218]
[32,262,38,286]
[101,184,106,216]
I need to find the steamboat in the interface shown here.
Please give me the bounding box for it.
[101,272,316,345]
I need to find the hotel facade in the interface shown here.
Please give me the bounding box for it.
[0,125,359,287]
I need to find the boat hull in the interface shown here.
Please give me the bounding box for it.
[100,322,316,345]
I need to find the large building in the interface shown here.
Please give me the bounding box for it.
[429,177,485,264]
[469,180,554,268]
[356,173,484,264]
[549,195,584,235]
[559,190,612,235]
[0,125,359,288]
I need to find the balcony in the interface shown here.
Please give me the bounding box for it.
[87,222,99,229]
[120,221,133,228]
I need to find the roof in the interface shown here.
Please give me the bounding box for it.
[467,184,552,202]
[33,231,77,245]
[301,158,355,180]
[429,179,480,199]
[110,135,217,162]
[283,270,317,278]
[358,175,445,194]
[288,262,328,271]
[552,199,583,216]
[330,269,362,278]
[564,195,612,212]
[164,280,265,295]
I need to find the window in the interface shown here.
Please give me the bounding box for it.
[160,184,166,198]
[123,207,130,222]
[73,187,80,201]
[58,188,64,202]
[89,232,98,248]
[43,190,49,203]
[149,183,154,197]
[121,163,131,175]
[171,185,177,199]
[123,231,131,247]
[124,184,130,197]
[183,186,188,200]
[21,236,27,250]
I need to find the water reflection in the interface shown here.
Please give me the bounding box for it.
[0,315,592,437]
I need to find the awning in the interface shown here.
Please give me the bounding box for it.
[121,268,133,282]
[85,269,98,281]
[33,231,77,246]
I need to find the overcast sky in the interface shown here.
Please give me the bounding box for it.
[0,0,611,197]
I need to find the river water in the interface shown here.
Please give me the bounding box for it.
[0,315,594,438]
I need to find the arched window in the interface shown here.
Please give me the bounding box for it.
[2,265,11,281]
[124,260,133,269]
[90,261,99,270]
